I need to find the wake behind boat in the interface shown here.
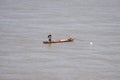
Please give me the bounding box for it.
[43,38,74,44]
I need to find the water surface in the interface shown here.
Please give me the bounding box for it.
[0,0,120,80]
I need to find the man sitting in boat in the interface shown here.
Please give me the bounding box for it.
[60,36,73,42]
[43,35,73,44]
[48,34,52,42]
[67,36,73,41]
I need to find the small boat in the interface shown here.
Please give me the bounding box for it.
[43,38,74,44]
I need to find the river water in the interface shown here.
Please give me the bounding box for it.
[0,0,120,80]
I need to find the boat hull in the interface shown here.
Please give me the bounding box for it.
[43,39,73,44]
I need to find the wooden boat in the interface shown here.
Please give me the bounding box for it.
[43,38,74,44]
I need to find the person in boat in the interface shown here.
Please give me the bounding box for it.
[67,36,73,41]
[48,34,52,42]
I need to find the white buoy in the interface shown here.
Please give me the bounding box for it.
[90,42,93,45]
